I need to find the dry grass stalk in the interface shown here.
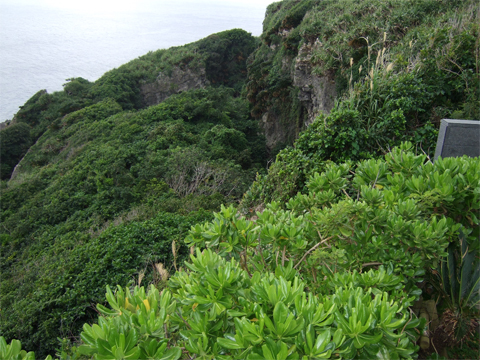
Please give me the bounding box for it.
[155,262,170,282]
[172,240,178,271]
[138,270,145,286]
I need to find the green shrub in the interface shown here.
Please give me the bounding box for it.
[0,337,35,360]
[192,144,479,293]
[73,249,424,359]
[79,285,181,360]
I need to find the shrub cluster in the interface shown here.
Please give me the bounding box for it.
[0,86,265,358]
[5,144,478,359]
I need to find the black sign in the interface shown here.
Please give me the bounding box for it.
[434,119,480,160]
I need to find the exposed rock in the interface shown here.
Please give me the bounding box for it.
[9,135,39,182]
[262,111,290,150]
[293,42,336,126]
[9,163,22,181]
[279,29,292,38]
[257,42,337,150]
[0,121,10,131]
[141,66,210,107]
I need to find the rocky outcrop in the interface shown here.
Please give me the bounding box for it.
[0,121,10,131]
[246,1,342,151]
[294,42,337,126]
[262,111,290,150]
[141,66,210,107]
[255,42,337,151]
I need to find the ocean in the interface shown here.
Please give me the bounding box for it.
[0,0,273,122]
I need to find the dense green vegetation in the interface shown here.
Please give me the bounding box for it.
[4,145,478,359]
[242,0,478,206]
[1,28,257,181]
[0,0,479,358]
[0,85,265,353]
[246,0,478,146]
[0,122,32,178]
[0,29,264,357]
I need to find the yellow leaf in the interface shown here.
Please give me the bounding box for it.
[143,299,151,312]
[374,184,384,189]
[193,303,198,312]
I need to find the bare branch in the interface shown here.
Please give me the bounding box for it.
[294,236,334,269]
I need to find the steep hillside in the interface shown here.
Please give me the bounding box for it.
[1,28,257,181]
[242,0,479,206]
[0,29,265,356]
[246,0,478,150]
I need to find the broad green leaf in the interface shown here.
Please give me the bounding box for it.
[273,302,289,327]
[261,344,275,360]
[124,346,141,360]
[78,344,96,356]
[158,347,182,360]
[92,324,105,339]
[314,329,330,353]
[217,338,244,350]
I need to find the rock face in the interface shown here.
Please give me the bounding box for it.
[257,43,337,150]
[294,42,337,126]
[246,2,341,151]
[0,121,9,131]
[262,111,289,151]
[141,66,210,107]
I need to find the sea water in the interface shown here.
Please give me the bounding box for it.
[0,0,272,122]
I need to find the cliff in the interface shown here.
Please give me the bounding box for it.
[141,66,210,106]
[0,29,257,181]
[244,0,478,151]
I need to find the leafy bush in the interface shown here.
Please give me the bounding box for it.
[5,145,477,359]
[194,144,479,293]
[64,249,423,360]
[0,210,211,357]
[0,337,35,360]
[79,285,181,360]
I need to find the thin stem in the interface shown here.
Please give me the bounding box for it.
[311,266,317,284]
[244,250,252,278]
[258,242,267,268]
[176,311,191,330]
[362,262,383,267]
[294,236,334,269]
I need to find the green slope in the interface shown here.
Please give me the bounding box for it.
[0,29,264,356]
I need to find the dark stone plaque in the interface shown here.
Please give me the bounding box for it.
[434,119,480,160]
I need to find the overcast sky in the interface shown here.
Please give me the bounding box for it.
[0,0,277,11]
